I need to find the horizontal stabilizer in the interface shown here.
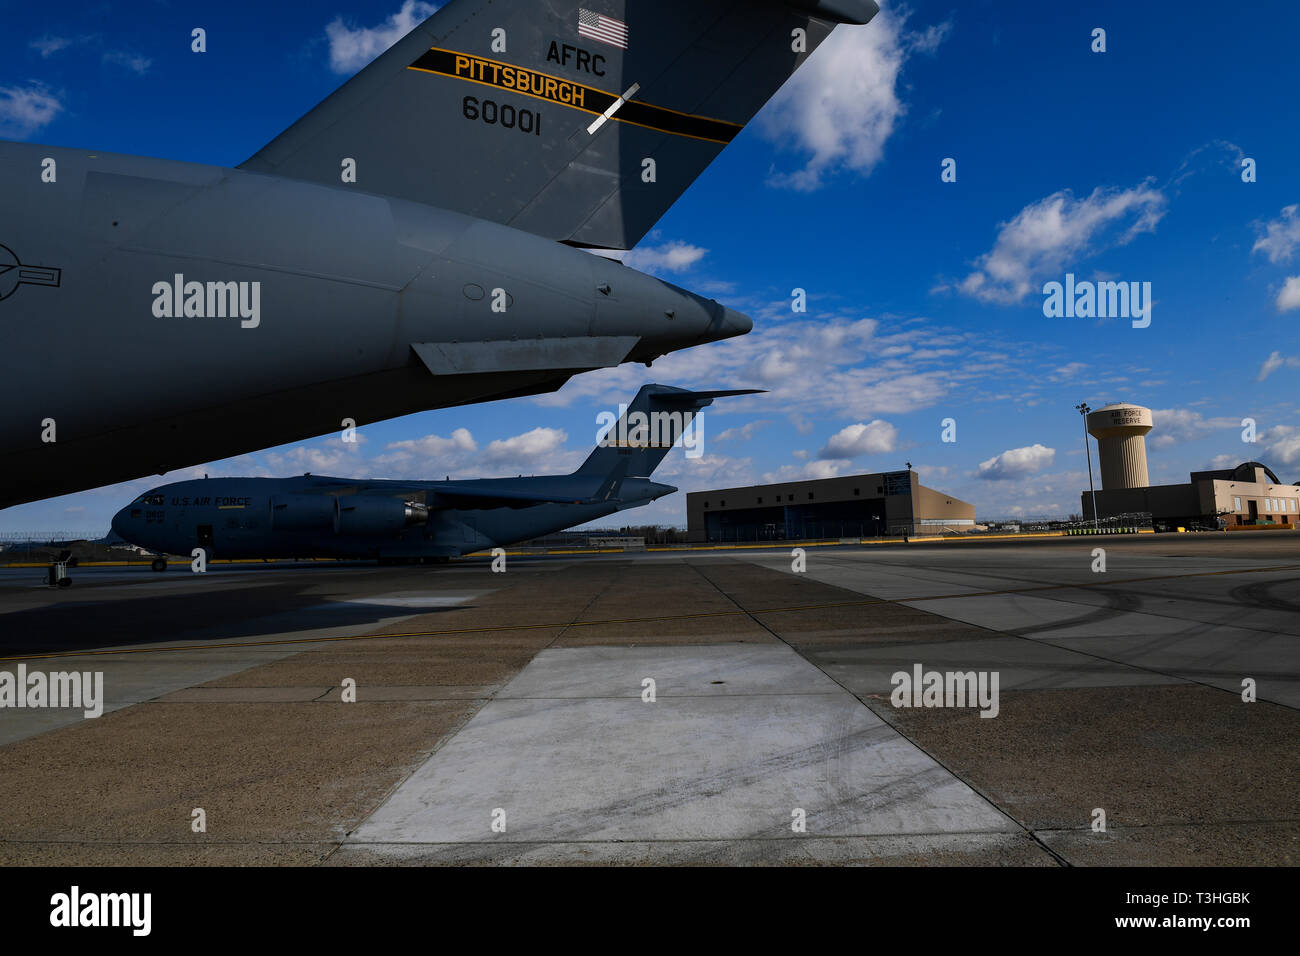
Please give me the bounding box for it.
[650,388,765,405]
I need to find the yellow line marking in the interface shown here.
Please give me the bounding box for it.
[406,53,739,145]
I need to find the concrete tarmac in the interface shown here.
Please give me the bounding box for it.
[0,534,1296,865]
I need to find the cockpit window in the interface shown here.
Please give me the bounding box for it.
[136,493,164,506]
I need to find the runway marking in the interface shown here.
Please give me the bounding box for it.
[4,562,1297,663]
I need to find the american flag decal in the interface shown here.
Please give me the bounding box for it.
[578,8,629,50]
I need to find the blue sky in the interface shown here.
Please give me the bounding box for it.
[4,0,1300,533]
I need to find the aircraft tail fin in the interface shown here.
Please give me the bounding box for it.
[573,383,761,479]
[239,0,879,249]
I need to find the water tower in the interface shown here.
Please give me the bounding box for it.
[1086,403,1153,489]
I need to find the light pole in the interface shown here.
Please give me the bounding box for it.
[1075,403,1099,528]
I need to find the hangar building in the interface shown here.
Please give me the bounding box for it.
[686,470,975,543]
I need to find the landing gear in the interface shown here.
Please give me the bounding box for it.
[151,557,168,572]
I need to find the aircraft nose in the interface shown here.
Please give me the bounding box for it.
[719,304,753,338]
[705,301,753,343]
[110,508,130,538]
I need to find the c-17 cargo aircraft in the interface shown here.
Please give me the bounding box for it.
[0,0,879,510]
[110,384,757,566]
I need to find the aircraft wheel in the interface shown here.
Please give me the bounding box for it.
[58,577,72,588]
[151,558,168,572]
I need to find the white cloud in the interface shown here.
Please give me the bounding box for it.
[326,0,439,74]
[977,444,1055,480]
[102,50,151,75]
[653,451,757,492]
[1258,351,1300,381]
[622,240,708,275]
[713,420,770,444]
[0,83,62,139]
[1149,408,1239,448]
[762,459,848,483]
[1202,453,1240,472]
[534,310,1023,434]
[1260,425,1300,468]
[30,36,75,58]
[959,183,1166,303]
[264,441,367,475]
[817,420,897,459]
[365,424,581,479]
[1252,205,1300,264]
[756,12,950,191]
[383,427,476,458]
[1276,275,1300,312]
[1049,362,1089,381]
[911,463,952,484]
[482,427,567,468]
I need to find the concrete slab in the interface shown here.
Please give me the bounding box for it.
[326,592,492,610]
[496,644,844,698]
[907,594,1300,706]
[350,643,1014,849]
[758,546,1300,708]
[805,635,1188,696]
[328,831,1056,866]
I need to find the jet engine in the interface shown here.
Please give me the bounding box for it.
[269,494,336,531]
[334,496,429,535]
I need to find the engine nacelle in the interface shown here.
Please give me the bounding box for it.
[334,495,429,535]
[269,494,336,531]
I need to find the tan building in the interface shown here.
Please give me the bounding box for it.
[1082,461,1298,530]
[686,470,974,543]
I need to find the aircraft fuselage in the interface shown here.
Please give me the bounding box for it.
[112,474,673,560]
[0,141,749,508]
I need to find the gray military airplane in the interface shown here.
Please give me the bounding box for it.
[0,0,879,510]
[110,384,757,566]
